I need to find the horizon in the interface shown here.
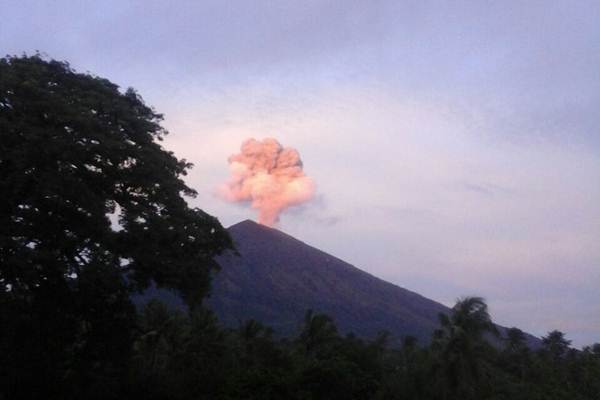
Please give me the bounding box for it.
[2,1,599,347]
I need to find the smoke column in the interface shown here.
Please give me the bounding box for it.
[218,138,315,226]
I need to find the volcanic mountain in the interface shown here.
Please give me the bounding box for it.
[140,219,539,346]
[207,220,449,343]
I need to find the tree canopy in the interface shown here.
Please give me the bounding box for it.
[0,54,231,398]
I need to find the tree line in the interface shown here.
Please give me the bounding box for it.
[120,297,600,400]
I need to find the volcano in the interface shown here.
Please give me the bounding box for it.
[206,220,449,343]
[139,219,539,346]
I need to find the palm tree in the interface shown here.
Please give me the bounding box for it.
[298,309,338,356]
[431,296,497,400]
[236,319,274,366]
[505,327,527,352]
[542,330,571,360]
[503,327,530,382]
[133,300,185,376]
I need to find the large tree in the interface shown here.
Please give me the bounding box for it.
[0,55,231,398]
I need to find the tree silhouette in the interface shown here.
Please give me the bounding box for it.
[542,330,572,360]
[0,55,231,398]
[505,327,527,352]
[431,297,497,400]
[298,309,339,357]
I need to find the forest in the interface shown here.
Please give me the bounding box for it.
[1,55,599,400]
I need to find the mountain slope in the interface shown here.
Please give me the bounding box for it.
[137,219,540,346]
[206,220,450,342]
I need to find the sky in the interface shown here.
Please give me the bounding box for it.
[2,0,599,347]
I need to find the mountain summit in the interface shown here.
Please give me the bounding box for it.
[207,220,450,342]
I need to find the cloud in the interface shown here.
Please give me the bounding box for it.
[218,138,315,226]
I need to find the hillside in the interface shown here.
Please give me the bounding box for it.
[206,220,449,343]
[139,219,539,346]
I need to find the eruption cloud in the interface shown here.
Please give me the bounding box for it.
[218,138,315,226]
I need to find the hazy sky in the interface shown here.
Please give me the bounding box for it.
[2,0,599,347]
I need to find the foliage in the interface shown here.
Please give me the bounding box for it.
[0,55,231,399]
[430,296,498,399]
[119,299,600,400]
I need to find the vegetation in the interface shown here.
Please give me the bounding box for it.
[1,55,599,399]
[0,54,231,399]
[118,301,600,400]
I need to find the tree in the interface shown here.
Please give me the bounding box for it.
[298,309,339,357]
[533,330,572,395]
[431,296,497,400]
[542,330,571,360]
[505,327,527,352]
[132,300,187,382]
[0,55,231,398]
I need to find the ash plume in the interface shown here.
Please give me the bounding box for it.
[218,138,315,226]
